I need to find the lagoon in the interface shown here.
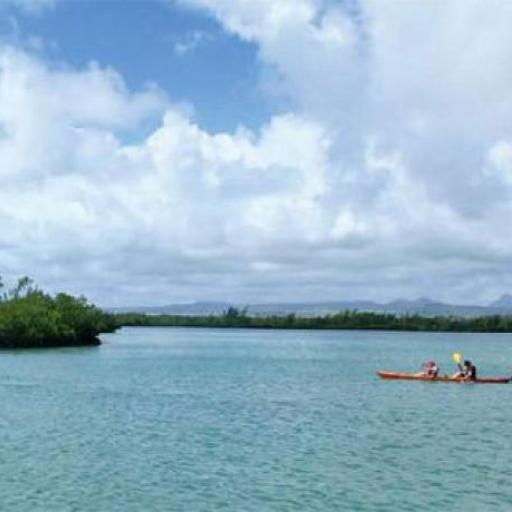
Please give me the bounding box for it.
[1,327,511,511]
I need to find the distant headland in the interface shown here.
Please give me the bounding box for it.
[109,296,512,319]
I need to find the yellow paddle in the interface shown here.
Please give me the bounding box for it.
[451,352,465,379]
[452,352,462,364]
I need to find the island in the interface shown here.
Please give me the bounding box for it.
[0,276,116,349]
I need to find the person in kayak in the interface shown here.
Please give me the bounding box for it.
[463,360,477,380]
[417,360,439,378]
[453,360,477,381]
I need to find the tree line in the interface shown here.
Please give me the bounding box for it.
[0,276,117,348]
[4,273,512,349]
[115,306,512,333]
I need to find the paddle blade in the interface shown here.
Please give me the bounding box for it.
[452,352,462,364]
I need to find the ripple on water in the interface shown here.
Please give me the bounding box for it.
[0,327,511,511]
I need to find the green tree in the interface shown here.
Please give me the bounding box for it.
[0,277,116,349]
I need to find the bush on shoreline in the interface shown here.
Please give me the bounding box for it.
[0,276,117,348]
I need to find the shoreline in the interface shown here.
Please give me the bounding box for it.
[114,310,512,334]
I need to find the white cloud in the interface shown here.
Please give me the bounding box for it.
[3,1,512,305]
[173,30,213,56]
[0,46,338,304]
[170,0,512,301]
[176,0,318,42]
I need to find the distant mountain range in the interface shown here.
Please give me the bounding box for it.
[109,295,512,318]
[488,293,512,309]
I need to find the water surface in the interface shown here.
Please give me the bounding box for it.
[1,327,511,511]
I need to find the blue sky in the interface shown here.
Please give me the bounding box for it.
[1,0,512,306]
[1,0,274,132]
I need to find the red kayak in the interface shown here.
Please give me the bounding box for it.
[377,371,511,384]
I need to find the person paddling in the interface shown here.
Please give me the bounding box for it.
[451,353,477,381]
[461,360,477,381]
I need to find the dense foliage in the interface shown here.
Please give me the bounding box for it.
[116,307,512,333]
[0,276,117,348]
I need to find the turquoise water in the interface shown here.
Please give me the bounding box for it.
[1,327,511,511]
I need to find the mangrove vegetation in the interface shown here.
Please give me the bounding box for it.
[116,306,512,333]
[0,276,116,348]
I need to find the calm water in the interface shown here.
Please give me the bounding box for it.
[1,327,511,511]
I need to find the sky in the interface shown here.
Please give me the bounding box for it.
[1,0,512,307]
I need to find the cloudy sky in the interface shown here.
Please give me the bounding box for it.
[1,0,512,306]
